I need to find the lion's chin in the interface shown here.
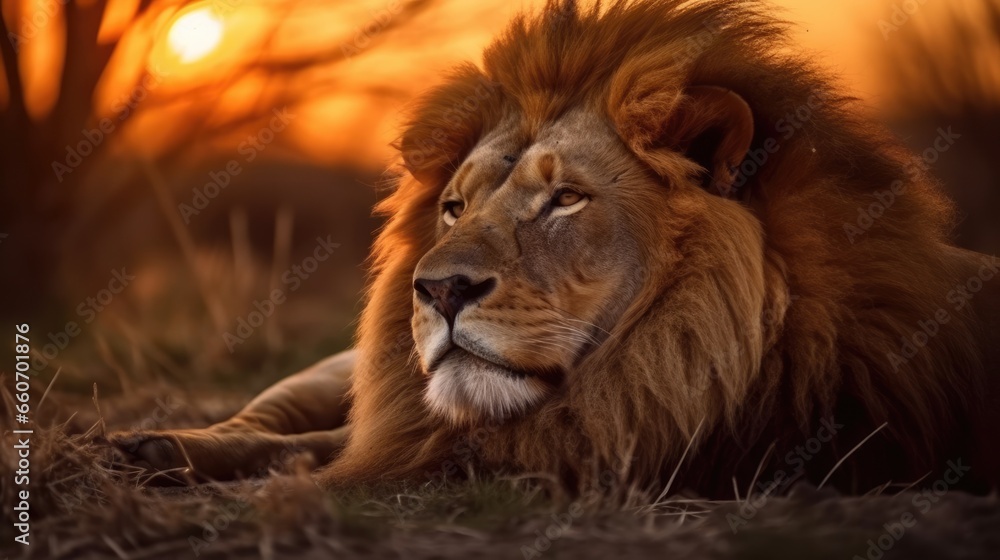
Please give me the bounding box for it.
[423,349,551,425]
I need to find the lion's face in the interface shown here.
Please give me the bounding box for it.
[412,109,651,424]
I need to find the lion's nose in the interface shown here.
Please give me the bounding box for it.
[414,275,496,325]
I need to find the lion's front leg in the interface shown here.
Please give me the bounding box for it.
[103,350,355,483]
[107,425,351,483]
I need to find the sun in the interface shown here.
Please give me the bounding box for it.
[167,7,225,64]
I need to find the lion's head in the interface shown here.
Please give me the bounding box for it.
[328,0,994,494]
[411,80,769,423]
[413,109,647,423]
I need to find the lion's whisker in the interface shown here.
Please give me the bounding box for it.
[539,307,616,339]
[548,323,603,345]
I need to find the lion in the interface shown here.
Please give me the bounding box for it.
[109,0,1000,497]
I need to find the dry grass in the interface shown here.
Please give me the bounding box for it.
[3,377,999,559]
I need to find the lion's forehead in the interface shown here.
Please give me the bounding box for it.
[453,109,621,202]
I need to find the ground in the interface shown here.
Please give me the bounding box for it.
[2,384,998,560]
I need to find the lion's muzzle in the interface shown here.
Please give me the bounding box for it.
[413,274,496,326]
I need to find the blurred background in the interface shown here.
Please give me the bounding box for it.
[1,0,998,414]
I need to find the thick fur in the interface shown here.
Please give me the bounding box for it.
[110,0,999,497]
[321,0,999,495]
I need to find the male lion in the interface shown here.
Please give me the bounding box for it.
[110,0,1000,496]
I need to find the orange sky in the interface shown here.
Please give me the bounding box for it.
[7,0,910,168]
[352,0,891,164]
[329,0,894,164]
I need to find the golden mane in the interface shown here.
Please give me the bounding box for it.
[324,0,994,495]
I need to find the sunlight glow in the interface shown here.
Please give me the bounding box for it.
[167,8,224,63]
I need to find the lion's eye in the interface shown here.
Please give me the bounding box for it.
[550,188,589,217]
[554,190,584,207]
[442,201,464,226]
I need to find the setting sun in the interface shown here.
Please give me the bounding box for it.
[167,7,224,63]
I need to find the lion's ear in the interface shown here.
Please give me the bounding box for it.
[614,84,754,199]
[667,86,754,198]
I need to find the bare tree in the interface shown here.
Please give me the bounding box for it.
[0,0,437,316]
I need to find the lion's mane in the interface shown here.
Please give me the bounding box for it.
[323,0,995,495]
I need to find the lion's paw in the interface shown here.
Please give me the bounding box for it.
[97,432,194,485]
